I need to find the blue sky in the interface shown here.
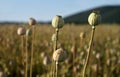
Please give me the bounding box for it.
[0,0,120,22]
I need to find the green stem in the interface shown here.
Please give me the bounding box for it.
[30,26,35,77]
[82,26,96,77]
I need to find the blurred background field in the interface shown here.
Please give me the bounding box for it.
[0,0,120,77]
[0,24,120,77]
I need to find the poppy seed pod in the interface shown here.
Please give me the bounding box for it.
[28,18,36,26]
[26,29,32,36]
[17,27,26,36]
[53,48,67,62]
[52,15,64,29]
[88,10,101,26]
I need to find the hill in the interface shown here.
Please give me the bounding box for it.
[64,5,120,24]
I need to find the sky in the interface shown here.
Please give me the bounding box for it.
[0,0,120,22]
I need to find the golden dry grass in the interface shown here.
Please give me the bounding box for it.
[0,24,120,77]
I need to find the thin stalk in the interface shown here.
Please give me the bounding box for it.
[30,26,35,77]
[72,45,75,77]
[54,28,59,51]
[51,28,59,77]
[73,52,74,76]
[82,26,96,77]
[56,61,59,77]
[25,35,28,77]
[21,36,26,77]
[51,60,55,77]
[55,28,59,77]
[21,36,24,65]
[52,28,59,77]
